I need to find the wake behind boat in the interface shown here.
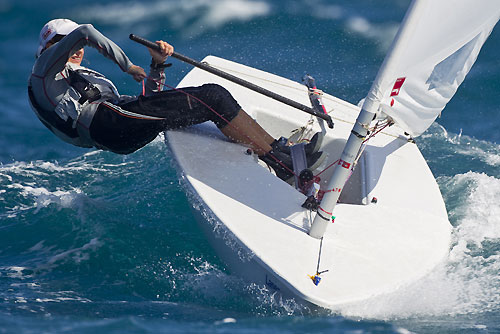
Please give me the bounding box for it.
[133,0,500,308]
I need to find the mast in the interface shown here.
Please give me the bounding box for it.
[309,0,425,239]
[308,107,376,238]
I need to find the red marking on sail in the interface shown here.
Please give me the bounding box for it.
[390,77,406,97]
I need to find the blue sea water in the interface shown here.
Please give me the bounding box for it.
[1,0,500,333]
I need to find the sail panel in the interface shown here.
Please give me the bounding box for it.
[362,0,500,137]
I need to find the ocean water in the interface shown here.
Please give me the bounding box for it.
[1,0,500,333]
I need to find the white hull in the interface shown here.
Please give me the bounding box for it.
[166,56,452,308]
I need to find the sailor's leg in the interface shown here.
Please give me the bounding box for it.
[219,109,273,156]
[228,108,275,145]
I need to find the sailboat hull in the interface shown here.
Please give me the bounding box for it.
[166,56,452,308]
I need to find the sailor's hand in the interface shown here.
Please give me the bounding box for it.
[127,65,147,82]
[149,40,174,65]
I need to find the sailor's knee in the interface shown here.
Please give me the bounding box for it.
[201,83,231,99]
[200,84,241,127]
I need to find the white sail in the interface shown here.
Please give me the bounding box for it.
[362,0,500,137]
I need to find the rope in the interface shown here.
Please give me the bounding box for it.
[314,159,339,178]
[316,237,330,275]
[308,236,329,286]
[363,119,394,144]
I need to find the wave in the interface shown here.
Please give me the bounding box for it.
[71,0,271,37]
[434,126,500,168]
[288,0,400,52]
[3,124,499,314]
[66,0,400,50]
[0,157,113,219]
[416,123,500,181]
[0,138,302,315]
[344,16,399,51]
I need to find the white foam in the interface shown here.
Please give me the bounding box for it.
[0,172,13,182]
[7,183,84,213]
[214,317,237,325]
[0,158,121,218]
[0,160,107,177]
[35,296,91,303]
[459,144,500,167]
[180,256,235,300]
[10,282,40,288]
[28,240,46,252]
[8,291,92,304]
[3,266,28,278]
[15,296,27,303]
[395,329,416,334]
[429,124,500,167]
[450,172,500,244]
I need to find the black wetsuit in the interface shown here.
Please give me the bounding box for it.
[29,24,240,154]
[90,84,241,154]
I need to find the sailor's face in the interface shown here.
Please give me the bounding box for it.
[68,48,84,65]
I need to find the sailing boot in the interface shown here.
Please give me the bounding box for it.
[271,132,324,156]
[259,149,326,183]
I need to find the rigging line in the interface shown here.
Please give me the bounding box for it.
[316,237,323,274]
[353,120,394,165]
[330,119,393,184]
[314,159,340,178]
[315,237,329,275]
[363,120,394,144]
[147,76,297,176]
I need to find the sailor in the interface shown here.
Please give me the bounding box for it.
[29,19,324,182]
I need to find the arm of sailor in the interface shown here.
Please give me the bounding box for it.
[127,65,147,82]
[144,40,174,95]
[35,24,135,78]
